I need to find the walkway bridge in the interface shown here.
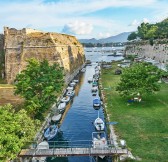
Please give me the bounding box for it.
[19,140,128,158]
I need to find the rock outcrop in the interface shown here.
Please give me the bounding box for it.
[125,40,168,64]
[4,27,85,84]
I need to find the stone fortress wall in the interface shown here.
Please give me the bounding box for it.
[4,27,85,84]
[125,40,168,64]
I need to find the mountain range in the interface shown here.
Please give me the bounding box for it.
[79,32,131,44]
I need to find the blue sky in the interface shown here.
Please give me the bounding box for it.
[0,0,168,39]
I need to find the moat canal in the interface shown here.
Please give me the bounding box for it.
[47,47,124,162]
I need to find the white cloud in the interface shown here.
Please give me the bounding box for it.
[129,19,140,26]
[98,32,111,38]
[0,0,167,38]
[62,21,93,35]
[143,18,149,23]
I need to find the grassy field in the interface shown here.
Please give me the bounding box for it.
[101,61,168,162]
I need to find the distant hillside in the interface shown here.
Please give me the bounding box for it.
[79,38,98,44]
[79,32,132,43]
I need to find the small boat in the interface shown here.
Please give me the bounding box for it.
[44,125,58,140]
[92,132,108,159]
[91,86,98,92]
[92,132,107,148]
[32,141,49,162]
[61,96,70,103]
[93,74,99,79]
[92,81,98,87]
[57,102,66,113]
[81,68,86,72]
[94,111,105,131]
[66,90,75,98]
[88,77,93,83]
[92,92,97,96]
[51,114,62,122]
[73,79,79,83]
[70,82,76,87]
[93,98,101,107]
[67,86,74,91]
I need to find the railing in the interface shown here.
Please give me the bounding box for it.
[23,139,118,149]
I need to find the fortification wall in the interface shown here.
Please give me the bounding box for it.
[125,40,168,63]
[4,27,85,84]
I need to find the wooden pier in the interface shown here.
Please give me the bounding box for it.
[19,147,128,157]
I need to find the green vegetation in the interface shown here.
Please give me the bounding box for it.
[127,32,137,41]
[0,104,39,162]
[0,58,65,160]
[116,62,161,98]
[14,58,64,120]
[101,61,168,162]
[128,18,168,41]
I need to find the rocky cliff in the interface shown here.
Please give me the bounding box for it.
[125,40,168,64]
[4,27,85,84]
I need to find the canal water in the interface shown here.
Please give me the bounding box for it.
[46,47,124,162]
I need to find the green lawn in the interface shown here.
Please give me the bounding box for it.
[101,62,168,162]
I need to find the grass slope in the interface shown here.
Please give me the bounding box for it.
[101,62,168,162]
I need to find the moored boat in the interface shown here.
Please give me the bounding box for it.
[66,90,75,98]
[88,77,93,83]
[51,114,62,122]
[92,131,108,159]
[58,102,66,113]
[67,86,74,91]
[92,81,98,87]
[32,141,49,162]
[81,68,86,72]
[61,96,70,103]
[94,111,105,131]
[93,98,101,108]
[44,125,58,141]
[70,82,76,87]
[73,79,79,83]
[91,86,98,92]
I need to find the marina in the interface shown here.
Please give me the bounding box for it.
[19,47,126,162]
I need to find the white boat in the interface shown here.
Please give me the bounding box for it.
[66,90,75,98]
[92,92,97,96]
[92,132,108,148]
[81,68,86,72]
[91,86,98,92]
[94,111,105,131]
[51,114,62,122]
[61,96,70,103]
[88,77,93,83]
[32,141,49,162]
[58,102,66,113]
[92,132,108,159]
[67,86,74,91]
[70,82,76,87]
[73,79,79,83]
[44,125,58,140]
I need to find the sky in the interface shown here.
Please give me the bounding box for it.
[0,0,168,39]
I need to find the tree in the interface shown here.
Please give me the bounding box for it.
[0,104,39,161]
[137,22,149,40]
[14,58,64,119]
[116,62,161,99]
[127,32,137,41]
[146,25,158,39]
